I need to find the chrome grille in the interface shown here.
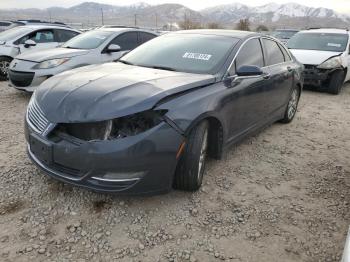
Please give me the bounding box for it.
[27,99,49,134]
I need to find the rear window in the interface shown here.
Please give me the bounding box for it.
[263,39,285,65]
[288,33,349,52]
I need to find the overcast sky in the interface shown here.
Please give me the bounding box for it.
[1,0,350,13]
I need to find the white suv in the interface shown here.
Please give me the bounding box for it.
[0,25,80,80]
[288,28,350,94]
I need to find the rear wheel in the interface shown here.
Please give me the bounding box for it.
[173,121,209,191]
[0,57,12,81]
[327,70,345,95]
[280,86,300,123]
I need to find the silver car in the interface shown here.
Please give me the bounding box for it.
[8,28,158,92]
[0,25,80,80]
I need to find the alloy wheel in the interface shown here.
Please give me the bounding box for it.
[0,60,10,77]
[287,88,299,120]
[197,128,208,184]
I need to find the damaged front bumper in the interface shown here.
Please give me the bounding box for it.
[302,65,336,87]
[25,119,184,195]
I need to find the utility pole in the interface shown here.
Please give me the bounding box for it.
[134,14,137,27]
[49,11,52,22]
[101,8,104,26]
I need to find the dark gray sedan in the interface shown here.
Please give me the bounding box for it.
[25,30,304,195]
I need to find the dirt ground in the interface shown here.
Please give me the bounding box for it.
[0,81,349,262]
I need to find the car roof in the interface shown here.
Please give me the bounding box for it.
[300,28,350,34]
[96,27,158,34]
[172,29,259,39]
[16,25,80,32]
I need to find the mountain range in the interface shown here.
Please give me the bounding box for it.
[0,2,349,30]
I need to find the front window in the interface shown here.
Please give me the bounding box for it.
[62,30,113,49]
[288,33,349,52]
[0,27,32,42]
[120,34,239,74]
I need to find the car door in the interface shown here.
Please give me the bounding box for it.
[224,37,271,140]
[261,38,294,115]
[16,29,58,54]
[100,31,139,63]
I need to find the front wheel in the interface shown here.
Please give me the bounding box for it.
[173,121,209,191]
[280,86,300,123]
[0,57,12,81]
[327,70,345,95]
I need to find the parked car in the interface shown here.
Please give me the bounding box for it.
[25,30,303,195]
[288,28,350,94]
[0,25,80,81]
[0,20,23,32]
[16,20,69,28]
[9,28,157,92]
[271,29,299,45]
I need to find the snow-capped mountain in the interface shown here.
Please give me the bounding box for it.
[0,2,349,29]
[201,2,350,25]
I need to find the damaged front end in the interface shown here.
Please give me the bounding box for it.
[54,110,168,142]
[26,106,185,194]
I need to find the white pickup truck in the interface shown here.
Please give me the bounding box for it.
[288,28,350,94]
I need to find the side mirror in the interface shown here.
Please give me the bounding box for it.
[106,44,121,53]
[236,65,264,77]
[24,39,36,48]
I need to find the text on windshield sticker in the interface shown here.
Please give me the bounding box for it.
[183,52,212,61]
[327,43,341,48]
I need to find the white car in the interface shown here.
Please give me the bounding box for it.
[288,28,350,94]
[0,25,80,80]
[8,28,157,92]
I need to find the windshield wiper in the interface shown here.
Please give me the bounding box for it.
[118,59,134,65]
[142,65,177,72]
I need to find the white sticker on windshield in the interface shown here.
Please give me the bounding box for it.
[183,52,212,61]
[327,43,341,48]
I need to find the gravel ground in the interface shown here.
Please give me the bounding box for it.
[0,81,349,262]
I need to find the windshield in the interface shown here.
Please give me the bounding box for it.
[288,33,349,52]
[271,30,298,39]
[0,27,32,41]
[62,30,113,49]
[120,34,238,74]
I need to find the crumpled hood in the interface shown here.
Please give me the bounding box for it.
[16,47,89,62]
[289,49,342,65]
[35,63,216,123]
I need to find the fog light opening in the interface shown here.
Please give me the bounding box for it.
[92,171,145,182]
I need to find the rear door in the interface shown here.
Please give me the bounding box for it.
[138,32,157,45]
[16,29,58,54]
[225,38,271,140]
[100,31,139,63]
[261,38,294,114]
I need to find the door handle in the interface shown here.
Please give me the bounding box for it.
[287,66,293,72]
[262,73,270,80]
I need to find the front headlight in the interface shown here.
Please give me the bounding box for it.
[56,110,167,141]
[33,58,70,69]
[317,56,342,69]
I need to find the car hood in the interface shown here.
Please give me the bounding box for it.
[289,49,342,65]
[16,47,89,62]
[35,63,216,123]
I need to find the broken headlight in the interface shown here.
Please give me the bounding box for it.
[58,110,167,141]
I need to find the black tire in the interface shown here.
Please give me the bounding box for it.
[280,86,300,123]
[327,70,345,95]
[0,56,12,81]
[173,121,209,191]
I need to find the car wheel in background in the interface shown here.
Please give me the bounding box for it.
[328,70,345,95]
[0,57,12,81]
[280,86,300,123]
[174,120,209,191]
